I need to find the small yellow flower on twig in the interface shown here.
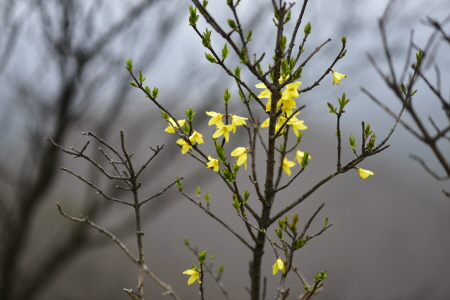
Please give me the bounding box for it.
[331,70,347,85]
[182,268,201,285]
[231,147,248,169]
[282,157,296,176]
[206,156,220,172]
[272,257,286,275]
[357,167,374,179]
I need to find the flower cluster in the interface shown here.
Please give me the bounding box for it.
[256,78,311,176]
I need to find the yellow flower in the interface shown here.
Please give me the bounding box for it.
[357,167,374,179]
[277,97,297,115]
[331,70,347,85]
[182,268,201,285]
[206,156,220,172]
[230,114,248,133]
[189,130,204,145]
[164,118,186,133]
[206,111,224,127]
[281,81,301,99]
[282,157,296,176]
[256,82,273,112]
[295,150,311,163]
[272,257,286,275]
[176,139,192,154]
[231,147,248,169]
[255,83,271,98]
[212,124,233,142]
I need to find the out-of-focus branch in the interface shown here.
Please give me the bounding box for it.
[363,1,450,196]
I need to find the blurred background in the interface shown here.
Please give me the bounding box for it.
[1,0,449,299]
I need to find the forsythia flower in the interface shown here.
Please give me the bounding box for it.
[272,257,286,275]
[331,70,347,85]
[164,118,186,133]
[189,130,204,144]
[282,157,296,176]
[206,111,224,127]
[176,139,192,154]
[255,82,272,112]
[357,167,374,179]
[295,149,311,163]
[212,124,233,142]
[206,156,220,172]
[230,114,248,133]
[231,147,248,169]
[281,81,301,99]
[182,268,201,285]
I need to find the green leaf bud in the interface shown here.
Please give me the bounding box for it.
[304,22,311,35]
[244,189,250,202]
[239,47,248,64]
[176,176,182,188]
[293,67,302,80]
[126,59,133,71]
[223,88,231,103]
[222,43,229,61]
[218,265,224,273]
[284,10,291,24]
[327,102,336,113]
[301,151,309,168]
[160,110,168,120]
[280,36,287,52]
[234,66,241,78]
[228,19,237,29]
[411,89,417,96]
[183,238,190,247]
[129,81,137,87]
[400,82,407,95]
[349,134,357,149]
[152,87,159,98]
[281,59,289,77]
[205,53,216,63]
[196,186,201,196]
[204,192,210,204]
[198,250,207,264]
[246,30,252,42]
[189,6,199,26]
[275,228,283,240]
[342,36,347,44]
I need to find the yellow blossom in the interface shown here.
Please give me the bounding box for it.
[277,97,297,115]
[212,124,233,143]
[295,150,311,163]
[206,111,224,127]
[357,167,374,179]
[182,268,201,285]
[272,257,286,275]
[206,156,220,172]
[288,117,308,137]
[331,70,347,85]
[282,157,296,176]
[281,81,301,99]
[231,147,248,169]
[164,118,186,133]
[189,130,204,145]
[230,114,248,133]
[256,82,273,112]
[255,83,271,98]
[176,139,192,154]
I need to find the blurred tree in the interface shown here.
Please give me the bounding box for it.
[363,0,450,197]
